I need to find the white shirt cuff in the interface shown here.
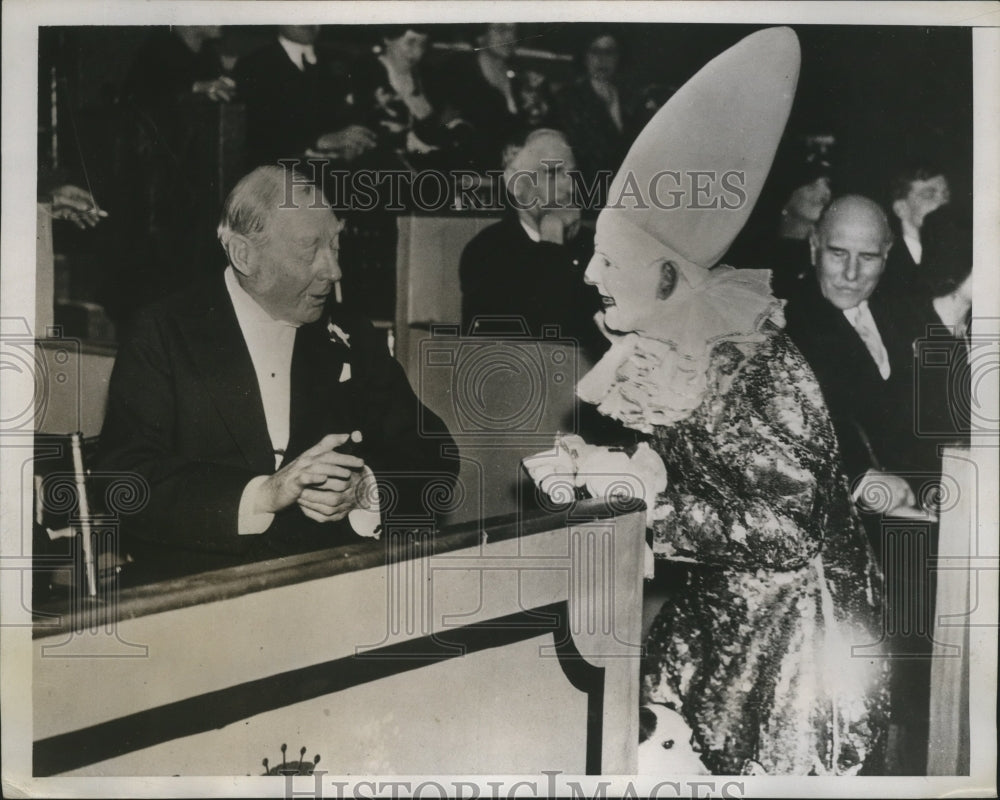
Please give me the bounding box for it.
[238,475,274,535]
[348,466,382,538]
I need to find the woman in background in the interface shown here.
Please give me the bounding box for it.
[351,25,461,168]
[447,24,557,169]
[555,28,638,206]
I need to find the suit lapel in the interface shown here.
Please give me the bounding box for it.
[800,277,886,385]
[286,318,351,460]
[177,276,274,473]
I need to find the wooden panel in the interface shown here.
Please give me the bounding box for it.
[36,205,54,334]
[413,335,586,526]
[55,634,589,777]
[34,506,644,776]
[927,449,975,775]
[394,214,499,378]
[33,340,114,437]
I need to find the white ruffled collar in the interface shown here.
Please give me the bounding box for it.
[577,267,783,432]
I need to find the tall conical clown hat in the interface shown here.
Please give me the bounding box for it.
[596,27,801,286]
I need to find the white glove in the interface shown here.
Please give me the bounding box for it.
[522,435,581,504]
[576,442,667,526]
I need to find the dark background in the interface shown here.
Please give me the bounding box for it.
[41,22,973,208]
[37,22,973,336]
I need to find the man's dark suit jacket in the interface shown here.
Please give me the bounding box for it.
[459,216,628,446]
[876,224,921,302]
[459,216,605,360]
[235,40,355,167]
[784,274,925,488]
[554,78,638,202]
[98,273,456,567]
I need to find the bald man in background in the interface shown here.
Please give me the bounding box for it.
[784,195,927,515]
[785,193,945,775]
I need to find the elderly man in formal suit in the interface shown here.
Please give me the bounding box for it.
[460,129,606,361]
[98,166,456,570]
[785,194,928,516]
[785,194,940,773]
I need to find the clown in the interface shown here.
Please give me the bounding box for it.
[525,28,888,775]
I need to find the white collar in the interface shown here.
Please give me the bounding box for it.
[577,267,781,431]
[842,300,871,324]
[278,36,317,71]
[518,217,541,242]
[224,266,300,330]
[902,231,922,263]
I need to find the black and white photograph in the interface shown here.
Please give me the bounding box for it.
[1,1,997,797]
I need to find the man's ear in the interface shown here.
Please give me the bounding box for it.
[226,234,255,276]
[505,165,533,210]
[656,260,678,300]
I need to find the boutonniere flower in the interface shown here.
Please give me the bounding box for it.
[327,320,352,382]
[327,321,351,350]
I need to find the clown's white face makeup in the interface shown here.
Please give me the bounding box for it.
[584,250,666,334]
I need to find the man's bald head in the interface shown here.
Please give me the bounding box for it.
[810,194,894,310]
[814,195,893,247]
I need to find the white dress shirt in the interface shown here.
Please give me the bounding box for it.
[519,218,542,242]
[224,268,380,538]
[225,267,297,468]
[843,300,891,380]
[902,232,922,265]
[278,36,318,71]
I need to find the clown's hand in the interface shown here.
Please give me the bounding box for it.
[631,442,668,523]
[522,435,586,504]
[577,447,636,501]
[576,442,667,526]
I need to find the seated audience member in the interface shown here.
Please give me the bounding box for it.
[448,23,522,168]
[98,166,456,570]
[236,26,376,167]
[447,24,557,169]
[106,27,235,328]
[122,26,235,109]
[904,205,973,457]
[555,29,638,207]
[724,143,834,299]
[785,194,939,773]
[350,25,462,168]
[878,164,951,300]
[459,129,606,363]
[514,70,556,131]
[45,184,108,230]
[460,129,622,444]
[922,206,973,341]
[785,195,924,519]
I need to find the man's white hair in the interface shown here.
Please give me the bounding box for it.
[503,128,572,172]
[217,165,313,251]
